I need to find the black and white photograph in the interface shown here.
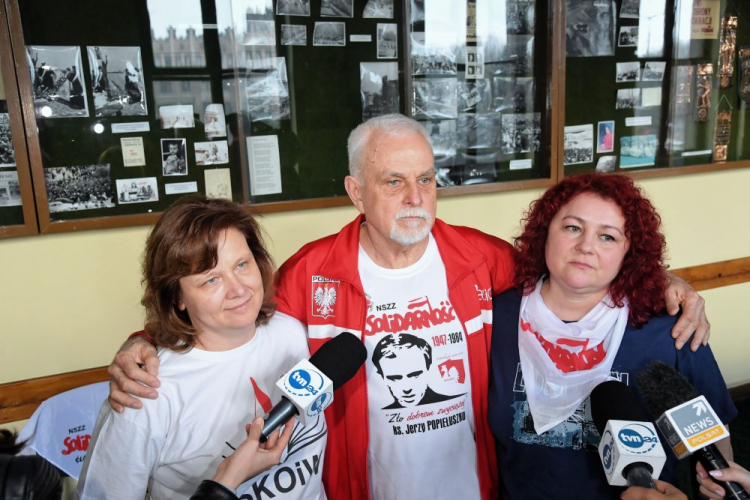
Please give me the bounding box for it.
[565,0,616,57]
[276,0,310,16]
[596,155,617,172]
[460,151,499,185]
[321,0,353,18]
[618,26,639,47]
[491,35,534,75]
[465,47,485,80]
[420,120,457,178]
[412,78,458,120]
[457,113,502,149]
[204,104,227,138]
[313,22,346,46]
[87,46,147,117]
[411,0,425,23]
[620,135,657,167]
[507,0,536,35]
[195,141,229,166]
[377,24,398,59]
[116,177,159,204]
[364,0,394,18]
[411,33,457,75]
[360,62,400,120]
[501,112,541,154]
[281,25,307,46]
[245,21,276,46]
[26,46,88,118]
[493,76,534,112]
[159,104,195,129]
[616,62,640,82]
[563,124,594,165]
[458,80,492,113]
[0,171,21,207]
[246,57,290,122]
[620,0,640,18]
[616,88,641,109]
[0,114,15,168]
[161,139,188,176]
[44,165,115,213]
[642,61,666,81]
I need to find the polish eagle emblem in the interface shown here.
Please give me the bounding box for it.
[313,285,337,318]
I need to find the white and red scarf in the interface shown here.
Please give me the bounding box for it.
[518,279,629,434]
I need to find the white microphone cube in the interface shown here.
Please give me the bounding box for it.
[275,359,334,426]
[598,420,667,486]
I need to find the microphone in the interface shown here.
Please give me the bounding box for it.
[637,362,749,500]
[260,332,367,443]
[590,380,667,488]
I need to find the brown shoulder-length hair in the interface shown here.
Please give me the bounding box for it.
[142,195,276,351]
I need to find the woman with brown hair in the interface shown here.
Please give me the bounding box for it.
[78,196,327,500]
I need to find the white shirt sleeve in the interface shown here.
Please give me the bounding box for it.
[77,402,164,500]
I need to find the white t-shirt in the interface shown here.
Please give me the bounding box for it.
[359,235,480,500]
[78,313,327,500]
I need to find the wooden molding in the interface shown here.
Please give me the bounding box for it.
[0,366,107,424]
[672,257,750,292]
[1,257,749,423]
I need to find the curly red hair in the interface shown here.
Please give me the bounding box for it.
[514,173,667,326]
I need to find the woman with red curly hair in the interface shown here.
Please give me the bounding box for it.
[488,173,736,499]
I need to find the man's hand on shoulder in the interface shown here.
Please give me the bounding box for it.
[108,334,161,412]
[664,271,710,351]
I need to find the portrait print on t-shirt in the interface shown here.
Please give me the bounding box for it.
[372,333,465,409]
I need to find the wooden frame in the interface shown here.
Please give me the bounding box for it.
[0,0,38,238]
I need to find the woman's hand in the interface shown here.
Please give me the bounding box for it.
[108,334,161,412]
[212,417,294,490]
[696,460,750,499]
[621,479,688,500]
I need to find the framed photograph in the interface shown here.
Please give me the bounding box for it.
[276,0,310,16]
[195,141,229,166]
[204,104,227,138]
[620,0,640,18]
[321,0,353,18]
[281,25,307,46]
[313,22,346,46]
[411,32,457,75]
[363,0,394,18]
[458,80,492,113]
[245,21,276,46]
[563,124,594,165]
[493,76,534,112]
[620,135,658,168]
[161,138,188,176]
[246,58,290,123]
[565,0,616,57]
[87,46,147,117]
[618,26,639,47]
[507,0,535,35]
[44,165,115,212]
[159,105,195,129]
[597,120,615,153]
[360,62,400,120]
[0,114,15,167]
[26,46,89,118]
[0,171,22,206]
[616,62,640,82]
[377,24,398,59]
[457,113,502,149]
[642,61,666,81]
[116,177,158,204]
[412,79,458,120]
[596,155,617,172]
[492,35,533,75]
[616,88,641,109]
[501,112,541,154]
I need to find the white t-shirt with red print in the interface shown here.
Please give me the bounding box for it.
[358,235,480,500]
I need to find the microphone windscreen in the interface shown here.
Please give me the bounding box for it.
[309,332,367,390]
[636,362,699,419]
[590,380,651,435]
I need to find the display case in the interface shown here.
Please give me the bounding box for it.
[563,0,750,177]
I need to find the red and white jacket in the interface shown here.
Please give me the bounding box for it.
[276,215,515,500]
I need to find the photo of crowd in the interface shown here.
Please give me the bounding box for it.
[44,165,115,213]
[0,113,15,167]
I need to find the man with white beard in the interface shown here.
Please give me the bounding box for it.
[108,114,709,500]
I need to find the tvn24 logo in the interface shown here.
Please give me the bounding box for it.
[286,368,326,397]
[617,424,659,454]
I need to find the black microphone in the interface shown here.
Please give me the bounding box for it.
[591,380,666,489]
[260,332,367,443]
[637,362,749,500]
